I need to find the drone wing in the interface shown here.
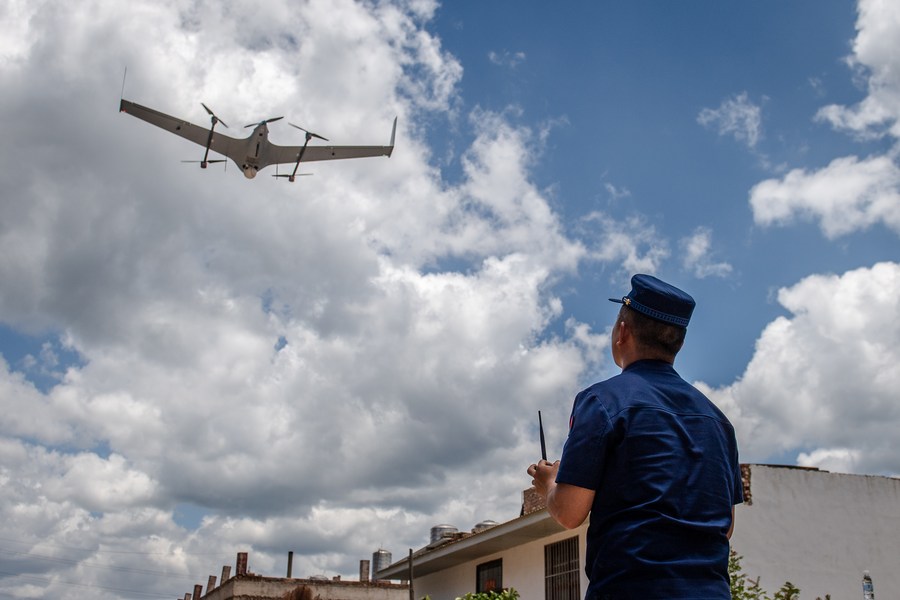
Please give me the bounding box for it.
[265,117,396,167]
[119,99,241,161]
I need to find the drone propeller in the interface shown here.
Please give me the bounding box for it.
[181,159,227,170]
[289,123,329,141]
[201,103,228,128]
[273,162,313,182]
[273,173,313,180]
[245,116,284,128]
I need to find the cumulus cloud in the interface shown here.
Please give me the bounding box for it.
[0,1,620,597]
[749,154,900,237]
[815,0,900,139]
[753,0,900,240]
[2,0,895,597]
[697,262,900,476]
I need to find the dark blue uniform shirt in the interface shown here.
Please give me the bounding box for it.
[556,360,742,599]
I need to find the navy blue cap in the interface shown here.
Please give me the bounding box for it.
[609,274,695,327]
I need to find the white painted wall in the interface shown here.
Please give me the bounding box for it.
[730,465,900,600]
[414,525,588,600]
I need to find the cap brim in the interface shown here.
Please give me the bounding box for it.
[609,297,624,304]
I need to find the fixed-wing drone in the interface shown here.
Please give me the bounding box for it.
[119,98,396,181]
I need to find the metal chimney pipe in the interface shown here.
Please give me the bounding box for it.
[287,551,294,578]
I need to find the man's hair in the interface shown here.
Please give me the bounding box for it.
[620,305,686,359]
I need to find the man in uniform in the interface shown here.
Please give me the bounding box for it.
[528,274,742,599]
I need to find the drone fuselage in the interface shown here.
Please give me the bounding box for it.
[237,124,270,179]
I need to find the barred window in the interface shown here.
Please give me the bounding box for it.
[476,558,502,593]
[544,537,580,600]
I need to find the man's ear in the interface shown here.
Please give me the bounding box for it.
[616,318,630,344]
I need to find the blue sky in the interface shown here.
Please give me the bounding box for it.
[414,4,861,377]
[427,1,892,386]
[0,1,898,598]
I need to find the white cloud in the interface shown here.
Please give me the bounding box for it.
[749,154,900,237]
[767,0,900,242]
[698,92,764,149]
[679,227,733,279]
[0,1,619,596]
[815,0,900,139]
[579,212,670,276]
[797,447,861,474]
[43,452,159,512]
[5,0,894,596]
[697,262,900,476]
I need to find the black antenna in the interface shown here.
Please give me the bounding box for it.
[120,67,127,102]
[538,410,547,462]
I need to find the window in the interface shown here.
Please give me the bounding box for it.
[545,537,580,600]
[476,559,502,593]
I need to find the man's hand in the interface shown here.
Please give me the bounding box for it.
[527,460,559,500]
[526,460,594,530]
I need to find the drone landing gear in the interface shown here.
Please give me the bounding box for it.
[273,124,327,182]
[199,103,227,168]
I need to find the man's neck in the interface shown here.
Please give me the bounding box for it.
[619,353,674,370]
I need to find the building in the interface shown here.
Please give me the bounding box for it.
[182,551,410,600]
[376,464,900,599]
[732,464,900,599]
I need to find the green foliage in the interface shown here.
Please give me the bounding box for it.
[730,550,767,600]
[454,590,520,600]
[729,551,808,600]
[773,581,800,600]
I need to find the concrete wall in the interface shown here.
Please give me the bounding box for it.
[730,464,900,599]
[199,575,409,600]
[413,525,589,600]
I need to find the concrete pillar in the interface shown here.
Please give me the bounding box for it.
[236,552,248,576]
[207,575,217,592]
[221,565,232,583]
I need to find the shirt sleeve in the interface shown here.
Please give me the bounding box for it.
[731,438,744,506]
[555,389,612,491]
